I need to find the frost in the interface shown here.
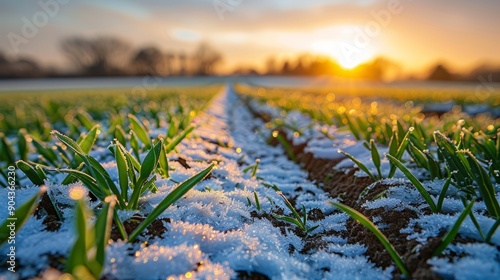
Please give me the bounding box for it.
[7,85,499,279]
[429,243,500,280]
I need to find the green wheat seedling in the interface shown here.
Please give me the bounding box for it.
[433,200,474,257]
[243,159,260,178]
[387,154,439,213]
[0,187,45,245]
[0,132,16,165]
[462,129,500,183]
[387,127,414,178]
[434,131,500,218]
[331,202,409,277]
[127,163,214,242]
[52,130,163,210]
[52,129,214,241]
[462,150,500,218]
[338,127,415,183]
[128,114,152,149]
[272,131,297,162]
[337,149,378,182]
[272,188,319,236]
[164,125,195,153]
[15,125,100,185]
[406,138,445,180]
[247,190,262,212]
[15,160,47,186]
[66,196,115,280]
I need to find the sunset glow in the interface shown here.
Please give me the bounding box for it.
[0,0,499,77]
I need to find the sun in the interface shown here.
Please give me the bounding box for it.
[337,57,361,70]
[310,40,375,70]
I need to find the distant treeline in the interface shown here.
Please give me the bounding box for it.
[1,35,499,82]
[0,36,223,78]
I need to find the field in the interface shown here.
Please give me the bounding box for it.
[1,83,500,279]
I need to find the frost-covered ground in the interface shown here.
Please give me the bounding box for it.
[1,86,389,279]
[246,89,500,279]
[1,85,500,279]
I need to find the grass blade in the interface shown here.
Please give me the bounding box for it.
[114,125,127,147]
[331,202,409,276]
[31,136,59,165]
[0,133,15,164]
[66,199,91,275]
[370,139,382,179]
[129,140,163,209]
[0,187,45,245]
[52,130,85,155]
[277,191,302,223]
[273,215,305,231]
[486,217,500,243]
[433,201,474,256]
[18,129,28,161]
[276,133,296,162]
[128,114,151,148]
[114,143,129,202]
[158,142,170,178]
[437,176,452,212]
[78,124,100,154]
[388,127,414,178]
[93,196,116,276]
[339,149,377,182]
[387,154,437,213]
[16,160,46,185]
[58,168,105,200]
[128,163,214,242]
[165,126,194,153]
[464,151,500,218]
[254,191,261,211]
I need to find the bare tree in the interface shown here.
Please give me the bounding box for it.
[131,46,164,75]
[164,52,175,75]
[192,42,222,75]
[61,36,131,75]
[265,57,277,75]
[0,50,8,65]
[427,63,454,81]
[178,52,188,76]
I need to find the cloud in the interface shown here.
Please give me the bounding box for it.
[0,0,499,72]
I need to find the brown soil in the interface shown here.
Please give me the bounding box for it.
[110,215,170,242]
[236,271,271,280]
[35,192,62,231]
[175,157,191,169]
[243,98,441,279]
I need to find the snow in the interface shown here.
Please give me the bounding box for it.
[1,85,391,280]
[245,86,500,279]
[429,243,500,280]
[2,84,499,279]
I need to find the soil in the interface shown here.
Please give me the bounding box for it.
[244,99,441,279]
[110,215,171,242]
[236,270,271,280]
[35,192,62,231]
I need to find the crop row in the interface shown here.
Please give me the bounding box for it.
[1,86,220,278]
[240,85,500,277]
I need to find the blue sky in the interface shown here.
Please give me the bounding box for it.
[1,0,499,74]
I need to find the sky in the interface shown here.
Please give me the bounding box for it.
[1,0,499,75]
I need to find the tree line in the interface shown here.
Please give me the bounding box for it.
[0,36,223,78]
[1,35,499,82]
